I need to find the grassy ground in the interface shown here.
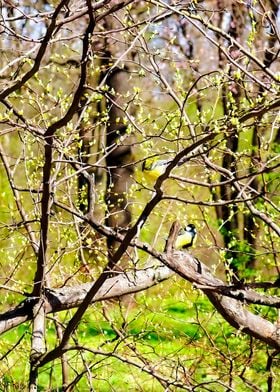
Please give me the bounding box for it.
[0,277,278,391]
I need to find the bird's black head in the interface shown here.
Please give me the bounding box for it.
[187,223,196,233]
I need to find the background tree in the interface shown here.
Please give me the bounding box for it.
[0,1,279,390]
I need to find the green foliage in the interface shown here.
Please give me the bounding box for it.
[0,1,280,390]
[1,288,278,391]
[226,238,256,276]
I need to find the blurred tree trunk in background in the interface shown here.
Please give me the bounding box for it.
[243,0,280,270]
[101,15,135,263]
[76,16,135,268]
[213,0,279,280]
[214,1,245,281]
[77,16,135,269]
[105,66,134,252]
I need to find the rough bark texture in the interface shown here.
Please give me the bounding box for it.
[164,251,280,349]
[1,249,279,349]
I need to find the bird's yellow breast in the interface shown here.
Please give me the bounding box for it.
[143,166,165,179]
[175,231,195,249]
[142,159,168,180]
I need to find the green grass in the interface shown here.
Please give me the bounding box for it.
[0,282,277,391]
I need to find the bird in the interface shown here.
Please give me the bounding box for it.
[142,158,171,179]
[175,224,197,249]
[142,155,191,180]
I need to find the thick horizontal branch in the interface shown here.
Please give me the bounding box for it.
[0,211,279,349]
[163,252,280,349]
[0,265,173,335]
[1,242,280,352]
[194,284,280,308]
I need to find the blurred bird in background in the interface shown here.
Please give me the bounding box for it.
[141,157,171,179]
[142,155,191,180]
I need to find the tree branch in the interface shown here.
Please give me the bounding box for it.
[32,0,96,297]
[0,144,39,255]
[0,0,70,102]
[163,251,280,349]
[0,265,173,335]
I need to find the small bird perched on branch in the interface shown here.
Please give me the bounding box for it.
[142,155,191,180]
[175,224,197,249]
[141,158,171,179]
